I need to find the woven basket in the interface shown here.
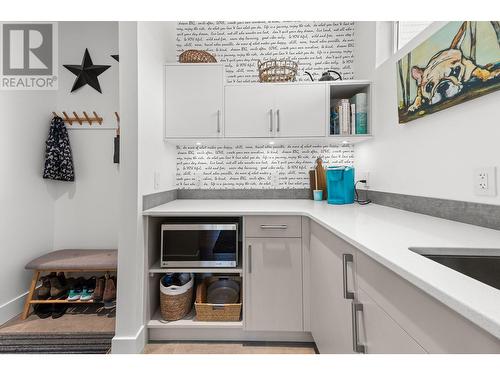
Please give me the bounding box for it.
[159,274,193,321]
[179,49,217,63]
[257,59,298,82]
[195,276,242,321]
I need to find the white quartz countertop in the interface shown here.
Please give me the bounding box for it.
[144,199,500,339]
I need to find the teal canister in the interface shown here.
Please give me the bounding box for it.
[326,167,355,204]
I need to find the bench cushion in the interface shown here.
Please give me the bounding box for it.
[25,249,117,271]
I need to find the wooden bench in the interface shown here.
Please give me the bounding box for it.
[23,249,117,319]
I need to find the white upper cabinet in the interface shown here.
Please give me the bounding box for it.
[225,83,326,138]
[164,64,224,139]
[273,84,326,137]
[225,85,276,138]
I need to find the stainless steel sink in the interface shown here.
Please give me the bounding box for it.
[409,247,500,291]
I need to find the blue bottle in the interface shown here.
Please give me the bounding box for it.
[326,167,355,205]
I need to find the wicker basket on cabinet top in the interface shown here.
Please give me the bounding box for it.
[179,49,217,63]
[257,59,298,82]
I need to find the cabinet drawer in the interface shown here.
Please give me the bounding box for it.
[356,251,500,353]
[245,216,301,238]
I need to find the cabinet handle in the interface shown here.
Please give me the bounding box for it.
[276,109,280,132]
[217,109,221,133]
[351,302,366,354]
[269,109,274,132]
[342,253,355,300]
[260,224,288,230]
[248,244,252,274]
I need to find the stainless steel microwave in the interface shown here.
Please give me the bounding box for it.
[160,223,238,267]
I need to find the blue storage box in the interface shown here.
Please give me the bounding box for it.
[326,167,355,205]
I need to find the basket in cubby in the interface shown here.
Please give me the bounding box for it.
[195,276,242,321]
[159,273,194,321]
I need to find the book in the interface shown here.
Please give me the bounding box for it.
[350,93,368,134]
[350,104,356,135]
[340,99,350,135]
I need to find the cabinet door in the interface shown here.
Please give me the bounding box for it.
[225,85,276,138]
[245,238,303,331]
[274,84,326,137]
[310,222,356,353]
[164,64,223,138]
[356,288,426,354]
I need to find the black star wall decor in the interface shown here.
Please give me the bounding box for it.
[64,48,111,93]
[111,54,119,62]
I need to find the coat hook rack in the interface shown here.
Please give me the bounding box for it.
[52,111,103,126]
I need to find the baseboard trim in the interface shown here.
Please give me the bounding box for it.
[148,328,313,342]
[111,325,146,354]
[0,292,28,325]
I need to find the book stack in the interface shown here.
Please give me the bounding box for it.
[330,93,368,136]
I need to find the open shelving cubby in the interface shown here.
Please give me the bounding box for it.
[328,80,372,140]
[144,215,245,335]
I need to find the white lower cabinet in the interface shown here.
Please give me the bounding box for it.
[245,237,303,332]
[309,222,356,353]
[355,288,426,354]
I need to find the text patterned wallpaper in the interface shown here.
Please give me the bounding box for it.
[176,144,354,190]
[176,21,355,83]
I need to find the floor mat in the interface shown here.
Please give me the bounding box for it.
[0,305,115,354]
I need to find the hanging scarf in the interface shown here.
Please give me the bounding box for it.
[43,116,75,181]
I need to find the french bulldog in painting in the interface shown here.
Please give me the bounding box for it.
[408,22,500,112]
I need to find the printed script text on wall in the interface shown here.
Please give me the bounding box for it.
[176,144,354,190]
[176,21,355,83]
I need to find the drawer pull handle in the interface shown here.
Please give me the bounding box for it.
[269,109,274,132]
[217,109,221,133]
[351,302,366,354]
[260,224,288,230]
[248,244,252,274]
[342,253,355,300]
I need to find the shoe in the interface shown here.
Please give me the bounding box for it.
[80,278,94,301]
[67,277,85,301]
[102,276,116,309]
[34,303,52,319]
[67,287,82,301]
[49,273,68,299]
[93,276,105,302]
[37,276,51,300]
[52,304,67,319]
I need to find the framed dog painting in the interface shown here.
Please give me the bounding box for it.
[397,21,500,124]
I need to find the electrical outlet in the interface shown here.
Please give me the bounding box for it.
[358,171,370,189]
[154,171,161,190]
[474,167,497,197]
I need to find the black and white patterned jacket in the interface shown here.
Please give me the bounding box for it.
[43,116,75,181]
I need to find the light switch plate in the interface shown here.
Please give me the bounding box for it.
[474,167,497,197]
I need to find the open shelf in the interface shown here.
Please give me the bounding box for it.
[327,134,372,144]
[149,260,243,275]
[148,308,243,329]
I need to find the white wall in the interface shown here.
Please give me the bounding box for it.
[53,22,120,248]
[0,21,120,325]
[0,90,56,323]
[139,21,177,195]
[356,22,500,205]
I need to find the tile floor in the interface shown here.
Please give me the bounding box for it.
[144,342,317,354]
